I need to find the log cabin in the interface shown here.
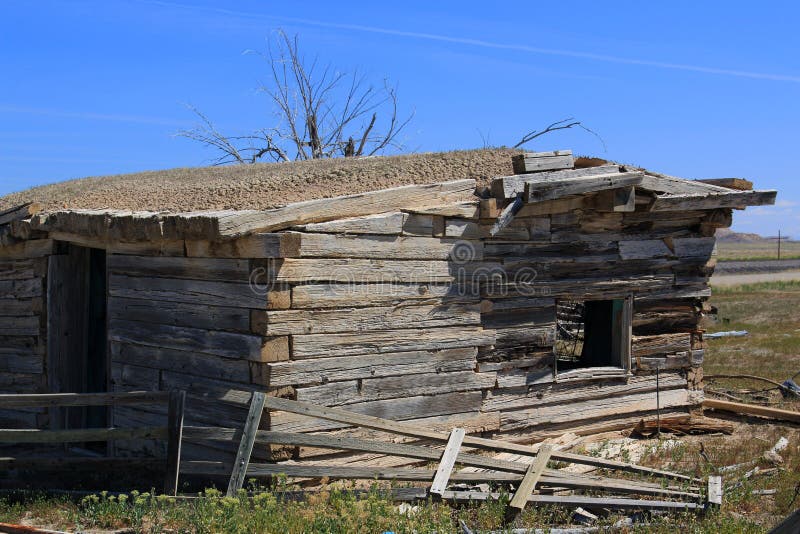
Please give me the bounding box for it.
[0,148,776,465]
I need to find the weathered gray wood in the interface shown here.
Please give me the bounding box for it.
[164,390,186,496]
[0,202,41,226]
[0,299,37,317]
[429,428,466,497]
[707,475,722,505]
[261,397,697,482]
[512,150,574,174]
[292,232,484,260]
[296,371,497,405]
[291,283,470,309]
[525,172,644,203]
[274,259,456,283]
[0,391,171,408]
[651,190,777,211]
[670,237,716,260]
[227,391,266,496]
[0,239,54,260]
[0,351,43,374]
[507,445,553,518]
[107,255,251,281]
[267,347,477,387]
[110,342,254,385]
[492,164,620,198]
[489,196,524,237]
[697,178,753,191]
[294,212,406,234]
[109,275,266,309]
[440,491,701,511]
[632,333,692,357]
[109,297,251,333]
[109,319,287,362]
[618,239,673,260]
[0,278,42,299]
[0,316,40,336]
[405,202,480,218]
[185,233,301,259]
[252,302,481,336]
[291,326,495,359]
[165,179,477,237]
[48,231,185,256]
[635,170,734,195]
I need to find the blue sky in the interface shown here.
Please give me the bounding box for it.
[0,0,797,237]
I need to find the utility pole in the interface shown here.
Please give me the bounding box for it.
[778,229,781,260]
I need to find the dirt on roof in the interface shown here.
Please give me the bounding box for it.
[0,148,521,213]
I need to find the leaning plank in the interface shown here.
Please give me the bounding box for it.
[506,445,553,520]
[0,203,41,226]
[429,428,466,497]
[525,172,644,203]
[291,326,495,359]
[651,190,777,211]
[491,165,621,198]
[165,179,477,238]
[703,399,800,424]
[226,392,266,496]
[489,196,524,237]
[262,397,697,482]
[164,390,186,496]
[511,150,574,174]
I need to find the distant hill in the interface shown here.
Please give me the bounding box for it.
[716,228,769,243]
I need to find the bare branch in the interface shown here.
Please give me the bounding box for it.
[513,117,606,152]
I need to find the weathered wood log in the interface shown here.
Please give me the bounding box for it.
[267,347,477,387]
[107,255,251,281]
[632,333,692,357]
[492,164,619,198]
[290,326,495,359]
[252,302,481,336]
[618,239,673,260]
[483,373,686,412]
[651,190,776,211]
[512,150,574,174]
[703,399,800,423]
[109,319,288,362]
[296,371,497,406]
[0,203,41,226]
[631,414,734,436]
[0,350,43,374]
[0,426,168,443]
[525,172,644,203]
[0,316,40,336]
[290,283,472,309]
[404,202,480,218]
[588,186,636,212]
[109,297,251,332]
[273,259,459,283]
[110,342,254,385]
[185,233,302,258]
[291,232,483,260]
[293,212,407,234]
[108,275,266,309]
[164,179,477,238]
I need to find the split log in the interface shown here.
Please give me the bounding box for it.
[494,163,619,198]
[524,172,644,203]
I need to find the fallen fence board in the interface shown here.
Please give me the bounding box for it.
[429,428,466,497]
[507,445,553,520]
[227,392,267,496]
[703,399,800,424]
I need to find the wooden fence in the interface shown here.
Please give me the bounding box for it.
[0,391,185,495]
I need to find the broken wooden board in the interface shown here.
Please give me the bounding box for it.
[651,190,776,211]
[524,172,644,203]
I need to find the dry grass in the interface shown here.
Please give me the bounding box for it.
[716,241,800,261]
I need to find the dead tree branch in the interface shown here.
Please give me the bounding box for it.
[514,117,607,152]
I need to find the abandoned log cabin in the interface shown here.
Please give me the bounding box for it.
[0,148,776,465]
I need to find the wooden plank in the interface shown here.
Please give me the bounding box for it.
[108,275,266,309]
[110,342,253,385]
[164,390,186,496]
[670,237,716,260]
[47,231,185,256]
[274,258,458,283]
[633,333,692,357]
[512,150,574,174]
[291,326,495,359]
[0,426,168,443]
[0,239,54,260]
[296,371,496,406]
[506,445,553,519]
[185,233,301,258]
[703,399,800,423]
[252,302,480,336]
[165,179,477,238]
[525,172,643,203]
[618,239,673,260]
[291,283,471,309]
[0,278,42,299]
[226,391,267,496]
[0,299,38,317]
[292,232,483,260]
[107,255,251,281]
[429,428,466,497]
[588,186,636,212]
[267,347,477,387]
[109,297,251,332]
[404,202,480,218]
[0,316,40,336]
[440,491,701,511]
[0,203,41,226]
[109,319,287,363]
[0,391,171,408]
[651,190,777,211]
[493,164,619,198]
[697,178,753,191]
[707,475,722,506]
[294,212,406,234]
[262,397,697,482]
[636,170,734,195]
[489,196,524,237]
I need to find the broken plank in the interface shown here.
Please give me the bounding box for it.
[506,445,553,520]
[429,428,466,497]
[226,391,266,496]
[525,172,644,203]
[651,190,777,211]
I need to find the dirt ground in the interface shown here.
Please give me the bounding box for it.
[0,148,519,212]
